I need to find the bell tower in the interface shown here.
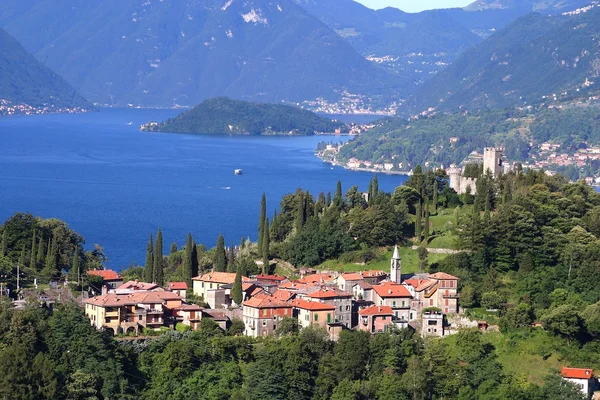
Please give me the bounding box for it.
[390,245,402,284]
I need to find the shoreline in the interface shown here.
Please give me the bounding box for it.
[319,157,410,176]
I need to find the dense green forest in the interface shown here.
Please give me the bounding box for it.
[337,105,600,177]
[143,97,344,136]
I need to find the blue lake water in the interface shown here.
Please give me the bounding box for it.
[0,108,406,269]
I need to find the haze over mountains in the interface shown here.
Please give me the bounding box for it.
[0,0,598,114]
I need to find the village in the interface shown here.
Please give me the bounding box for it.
[0,99,88,116]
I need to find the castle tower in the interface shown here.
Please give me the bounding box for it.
[483,148,503,177]
[390,245,401,284]
[448,166,463,193]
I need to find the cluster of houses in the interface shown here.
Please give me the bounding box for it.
[84,246,459,339]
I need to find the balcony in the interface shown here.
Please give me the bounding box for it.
[147,309,163,314]
[105,311,119,317]
[442,293,460,299]
[146,318,163,325]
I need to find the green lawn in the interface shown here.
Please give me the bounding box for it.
[318,247,449,275]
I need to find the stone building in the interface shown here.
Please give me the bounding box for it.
[449,147,504,194]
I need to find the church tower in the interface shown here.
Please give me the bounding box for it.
[390,245,402,284]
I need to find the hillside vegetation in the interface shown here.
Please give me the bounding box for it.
[146,97,343,135]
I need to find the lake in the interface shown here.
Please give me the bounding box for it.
[0,108,407,269]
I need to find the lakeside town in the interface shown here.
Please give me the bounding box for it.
[0,99,90,117]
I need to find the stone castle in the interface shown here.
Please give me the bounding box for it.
[449,147,504,195]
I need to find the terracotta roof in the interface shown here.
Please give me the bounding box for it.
[372,283,412,298]
[340,273,363,281]
[272,289,295,301]
[429,272,459,280]
[353,281,373,289]
[257,274,288,282]
[291,299,335,311]
[87,269,123,281]
[415,280,437,292]
[360,270,387,277]
[192,272,249,284]
[360,305,394,316]
[279,281,309,291]
[203,309,230,321]
[248,287,265,297]
[306,287,352,299]
[298,273,336,284]
[117,281,159,291]
[561,367,594,380]
[84,291,183,307]
[178,304,203,311]
[168,282,188,290]
[243,296,292,309]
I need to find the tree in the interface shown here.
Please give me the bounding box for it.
[481,291,503,310]
[459,285,477,308]
[415,202,422,242]
[258,193,267,249]
[29,229,37,269]
[401,356,427,400]
[275,317,299,336]
[0,229,6,257]
[183,233,193,287]
[43,236,59,278]
[227,243,236,273]
[541,305,583,341]
[154,229,164,285]
[72,251,81,286]
[423,202,430,244]
[66,370,99,400]
[582,301,600,336]
[333,180,343,208]
[191,240,199,278]
[214,234,227,272]
[500,303,533,332]
[169,242,177,255]
[262,218,270,274]
[417,246,428,273]
[144,233,154,283]
[231,263,243,306]
[36,235,45,266]
[432,179,439,214]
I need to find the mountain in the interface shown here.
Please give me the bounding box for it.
[465,0,593,12]
[144,97,344,135]
[0,28,89,110]
[0,0,408,110]
[402,7,600,114]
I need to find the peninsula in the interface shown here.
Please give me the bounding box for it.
[141,97,344,136]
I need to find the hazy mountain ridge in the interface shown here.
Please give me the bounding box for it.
[0,0,408,110]
[465,0,593,12]
[0,28,89,111]
[401,7,600,114]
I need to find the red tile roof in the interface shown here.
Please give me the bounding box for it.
[306,287,352,299]
[279,281,309,291]
[561,367,594,380]
[243,296,292,309]
[257,274,288,282]
[360,270,387,277]
[87,269,123,281]
[192,272,249,284]
[359,305,394,316]
[117,281,159,291]
[84,291,183,307]
[430,272,459,280]
[272,289,295,301]
[291,299,335,311]
[353,281,373,289]
[168,282,188,290]
[298,273,336,284]
[372,283,412,298]
[340,273,363,281]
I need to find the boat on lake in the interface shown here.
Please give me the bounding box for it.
[234,169,243,175]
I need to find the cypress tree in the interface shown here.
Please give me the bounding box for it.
[154,229,164,285]
[0,229,6,257]
[44,237,58,278]
[295,191,306,231]
[367,180,373,205]
[191,240,199,278]
[373,175,379,198]
[36,236,45,265]
[214,234,227,272]
[433,180,439,214]
[326,192,332,207]
[415,202,422,243]
[231,263,243,306]
[45,237,53,269]
[262,217,270,274]
[29,229,37,269]
[144,233,154,283]
[170,242,178,255]
[333,180,343,207]
[227,243,236,273]
[19,246,26,267]
[183,233,193,287]
[72,251,80,285]
[258,193,266,248]
[424,202,430,244]
[240,236,246,250]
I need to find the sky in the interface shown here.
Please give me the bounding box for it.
[355,0,474,13]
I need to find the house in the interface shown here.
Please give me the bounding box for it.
[242,296,294,338]
[256,274,289,286]
[173,304,203,330]
[299,273,337,285]
[358,306,395,333]
[116,281,159,293]
[291,299,336,329]
[304,287,353,328]
[337,273,363,291]
[87,269,124,291]
[372,282,413,321]
[83,291,183,335]
[422,311,445,337]
[405,272,460,315]
[167,282,188,300]
[192,272,249,308]
[561,367,596,398]
[429,272,460,314]
[352,281,374,302]
[359,270,388,285]
[202,309,231,331]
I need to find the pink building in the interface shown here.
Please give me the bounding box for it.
[358,305,395,333]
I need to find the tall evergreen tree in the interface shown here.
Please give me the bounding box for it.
[36,235,45,266]
[183,233,193,287]
[433,180,439,214]
[333,180,343,207]
[415,202,422,243]
[326,192,332,207]
[258,193,267,249]
[154,229,164,285]
[227,243,236,273]
[72,251,80,285]
[367,180,373,206]
[240,236,246,250]
[295,191,306,231]
[169,243,178,255]
[372,175,379,199]
[19,246,26,267]
[29,229,37,269]
[144,233,154,283]
[44,237,58,278]
[232,262,243,306]
[191,240,199,278]
[0,229,6,257]
[214,234,227,272]
[424,202,430,244]
[262,217,270,274]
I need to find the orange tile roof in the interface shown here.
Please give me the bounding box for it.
[340,273,363,281]
[168,282,188,290]
[291,299,335,311]
[117,281,159,291]
[306,287,352,299]
[360,270,387,277]
[87,269,123,281]
[279,281,309,290]
[359,305,394,316]
[298,273,336,284]
[415,280,437,292]
[84,291,183,307]
[272,289,295,301]
[353,281,373,289]
[430,272,459,280]
[561,367,593,380]
[372,283,412,298]
[257,274,288,282]
[192,272,249,284]
[177,304,203,311]
[243,296,292,309]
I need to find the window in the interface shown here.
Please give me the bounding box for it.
[410,312,413,320]
[201,282,204,288]
[383,316,386,320]
[210,283,213,289]
[314,314,319,322]
[450,281,454,288]
[305,314,309,321]
[327,314,331,323]
[393,301,396,306]
[339,306,342,312]
[138,315,142,321]
[402,300,405,307]
[262,309,267,316]
[262,320,267,326]
[395,311,398,317]
[345,305,350,311]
